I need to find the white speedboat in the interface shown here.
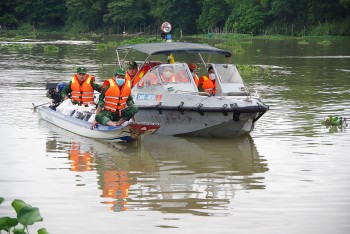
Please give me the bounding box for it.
[37,105,160,142]
[116,42,268,137]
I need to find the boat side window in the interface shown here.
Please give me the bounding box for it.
[216,65,244,84]
[174,65,191,83]
[159,64,191,83]
[137,69,160,88]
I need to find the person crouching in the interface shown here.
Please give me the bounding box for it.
[91,68,138,128]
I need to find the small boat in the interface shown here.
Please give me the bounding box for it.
[37,105,160,142]
[116,42,269,137]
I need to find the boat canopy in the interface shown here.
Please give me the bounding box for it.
[117,42,232,57]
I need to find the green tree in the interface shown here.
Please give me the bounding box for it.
[226,0,265,34]
[103,0,149,34]
[14,0,66,29]
[268,0,308,27]
[0,1,19,28]
[146,0,201,35]
[197,0,231,33]
[65,0,107,33]
[307,0,348,24]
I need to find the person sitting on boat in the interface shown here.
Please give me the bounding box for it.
[188,63,199,86]
[91,68,138,128]
[198,66,216,95]
[160,65,176,83]
[61,67,101,106]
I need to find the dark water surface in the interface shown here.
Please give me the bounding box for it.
[0,37,349,234]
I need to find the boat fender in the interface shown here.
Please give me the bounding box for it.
[197,103,204,116]
[156,102,163,114]
[177,102,185,115]
[222,104,228,116]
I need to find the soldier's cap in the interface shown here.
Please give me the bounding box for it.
[77,67,87,74]
[114,67,126,76]
[127,61,138,69]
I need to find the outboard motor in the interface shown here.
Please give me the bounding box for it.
[46,82,68,110]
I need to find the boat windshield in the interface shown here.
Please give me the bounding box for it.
[215,64,244,84]
[138,63,192,87]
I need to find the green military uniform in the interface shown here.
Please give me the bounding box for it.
[95,84,138,125]
[61,78,101,105]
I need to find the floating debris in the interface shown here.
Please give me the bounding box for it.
[321,116,347,129]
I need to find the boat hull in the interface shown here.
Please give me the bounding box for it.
[135,108,260,137]
[37,106,160,142]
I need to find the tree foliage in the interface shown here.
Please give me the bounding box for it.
[197,0,231,33]
[0,0,349,36]
[226,1,265,34]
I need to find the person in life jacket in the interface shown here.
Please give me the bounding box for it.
[198,65,216,95]
[159,65,176,83]
[188,63,199,86]
[61,67,101,106]
[91,68,138,128]
[125,61,139,87]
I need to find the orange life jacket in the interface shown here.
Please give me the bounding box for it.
[125,72,133,83]
[193,73,199,86]
[161,74,176,83]
[103,78,132,113]
[70,74,95,105]
[131,63,150,87]
[199,75,216,94]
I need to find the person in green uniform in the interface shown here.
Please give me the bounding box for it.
[61,67,101,106]
[91,68,138,128]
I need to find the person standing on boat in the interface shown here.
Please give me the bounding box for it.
[198,66,216,95]
[91,68,138,128]
[61,67,101,106]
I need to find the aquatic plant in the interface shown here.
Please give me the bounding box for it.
[215,38,244,54]
[119,36,162,45]
[321,116,347,127]
[44,45,59,52]
[0,197,49,234]
[0,43,34,50]
[317,40,331,46]
[236,64,271,77]
[96,36,162,50]
[297,40,309,45]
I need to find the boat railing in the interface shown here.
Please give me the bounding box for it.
[175,90,211,96]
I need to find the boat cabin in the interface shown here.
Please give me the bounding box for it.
[133,62,248,97]
[135,63,198,93]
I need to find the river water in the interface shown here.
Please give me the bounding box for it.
[0,37,349,234]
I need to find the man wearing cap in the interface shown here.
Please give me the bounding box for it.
[61,67,101,106]
[91,68,138,128]
[125,61,138,87]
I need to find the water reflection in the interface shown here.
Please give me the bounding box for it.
[44,120,268,216]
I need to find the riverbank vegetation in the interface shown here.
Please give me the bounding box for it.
[0,0,349,36]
